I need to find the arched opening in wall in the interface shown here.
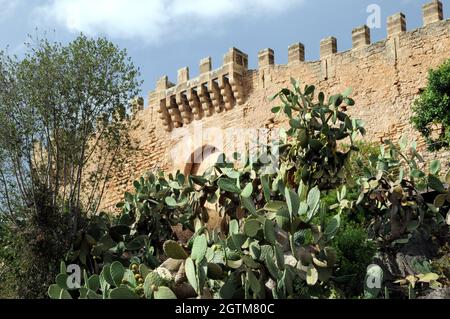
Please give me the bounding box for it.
[184,144,222,177]
[183,144,224,233]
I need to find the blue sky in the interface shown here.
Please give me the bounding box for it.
[0,0,448,98]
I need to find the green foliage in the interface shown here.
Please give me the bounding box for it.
[346,141,380,184]
[47,81,363,299]
[45,81,449,300]
[271,80,365,190]
[0,34,141,217]
[394,272,443,297]
[433,254,450,286]
[144,270,173,289]
[0,183,75,299]
[163,241,189,260]
[411,59,450,151]
[333,223,376,298]
[0,218,20,298]
[48,259,169,299]
[63,209,161,275]
[52,259,170,299]
[355,138,447,245]
[116,171,194,251]
[0,34,141,298]
[429,168,450,211]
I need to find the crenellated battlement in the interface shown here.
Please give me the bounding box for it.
[147,0,447,132]
[148,47,248,132]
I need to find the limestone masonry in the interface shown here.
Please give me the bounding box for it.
[100,1,450,211]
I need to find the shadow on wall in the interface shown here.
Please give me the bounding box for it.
[173,144,225,242]
[184,144,222,176]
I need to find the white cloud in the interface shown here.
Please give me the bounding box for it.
[0,0,20,21]
[36,0,303,44]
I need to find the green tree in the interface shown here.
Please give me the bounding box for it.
[411,59,450,151]
[0,34,141,298]
[0,34,141,221]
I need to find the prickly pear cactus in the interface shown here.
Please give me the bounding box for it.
[145,270,173,289]
[163,240,188,260]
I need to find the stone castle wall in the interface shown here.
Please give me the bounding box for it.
[99,1,450,211]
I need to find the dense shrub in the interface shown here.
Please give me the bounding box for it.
[43,82,450,300]
[354,138,449,245]
[0,219,19,298]
[46,82,364,299]
[333,223,376,298]
[346,141,380,181]
[411,59,450,151]
[0,34,140,299]
[0,183,78,299]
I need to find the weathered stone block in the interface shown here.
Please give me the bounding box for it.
[258,48,275,68]
[387,13,406,37]
[224,47,248,69]
[320,36,337,58]
[157,75,170,91]
[288,42,305,64]
[200,57,212,74]
[352,25,371,48]
[177,67,189,84]
[423,0,443,26]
